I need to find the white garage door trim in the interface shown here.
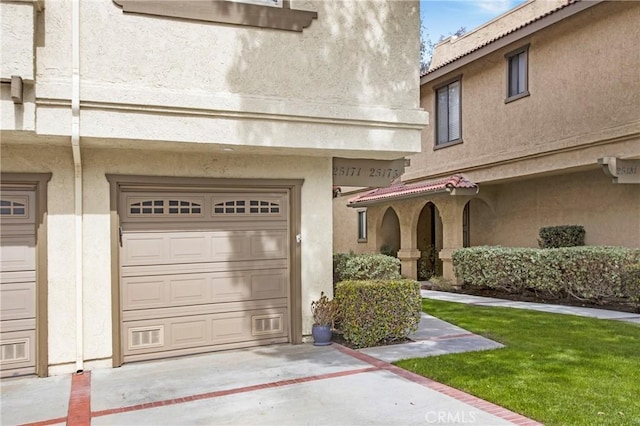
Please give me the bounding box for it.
[107,175,303,367]
[0,173,51,378]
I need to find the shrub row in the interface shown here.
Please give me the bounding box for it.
[538,225,585,248]
[453,246,640,303]
[333,252,401,283]
[335,279,421,348]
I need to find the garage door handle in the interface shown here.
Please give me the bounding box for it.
[119,226,123,247]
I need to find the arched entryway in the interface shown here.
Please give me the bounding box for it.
[378,207,401,256]
[416,202,443,280]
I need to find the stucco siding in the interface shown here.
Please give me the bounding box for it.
[32,0,426,156]
[406,1,640,182]
[473,170,640,248]
[333,191,375,254]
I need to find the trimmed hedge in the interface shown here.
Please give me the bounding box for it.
[538,225,585,248]
[621,263,640,310]
[333,252,355,284]
[453,246,640,303]
[333,253,401,282]
[335,279,421,348]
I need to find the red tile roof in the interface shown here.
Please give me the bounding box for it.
[422,0,580,77]
[348,174,477,206]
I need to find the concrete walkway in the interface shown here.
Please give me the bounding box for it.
[0,342,538,426]
[4,291,636,425]
[421,289,640,323]
[1,308,530,426]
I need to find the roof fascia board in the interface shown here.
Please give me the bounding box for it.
[421,0,603,85]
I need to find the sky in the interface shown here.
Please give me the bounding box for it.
[420,0,527,44]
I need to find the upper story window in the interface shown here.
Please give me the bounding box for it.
[435,78,462,148]
[506,45,529,102]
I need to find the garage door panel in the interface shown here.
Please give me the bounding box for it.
[122,230,287,266]
[123,279,168,309]
[0,238,36,272]
[122,235,166,264]
[170,235,211,262]
[250,232,288,258]
[0,270,36,285]
[211,234,249,259]
[0,318,36,333]
[171,319,208,346]
[122,259,287,278]
[0,282,36,321]
[170,277,209,304]
[250,271,287,299]
[123,308,288,359]
[122,269,287,310]
[121,298,288,322]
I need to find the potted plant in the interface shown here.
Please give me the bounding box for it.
[311,291,337,346]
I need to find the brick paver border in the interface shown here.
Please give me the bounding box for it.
[19,344,542,426]
[333,344,542,426]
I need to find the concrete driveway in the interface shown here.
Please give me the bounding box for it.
[1,342,539,426]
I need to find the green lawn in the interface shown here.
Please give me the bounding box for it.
[395,299,640,426]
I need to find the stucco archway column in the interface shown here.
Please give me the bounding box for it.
[397,248,421,279]
[436,197,469,283]
[396,200,422,280]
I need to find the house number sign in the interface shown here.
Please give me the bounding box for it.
[598,157,640,184]
[332,158,406,187]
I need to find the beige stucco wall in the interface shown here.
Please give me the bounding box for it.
[32,0,426,158]
[407,1,640,182]
[0,2,37,134]
[471,169,640,249]
[1,144,332,374]
[333,191,375,254]
[1,2,36,81]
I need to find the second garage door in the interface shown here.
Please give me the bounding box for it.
[119,189,290,363]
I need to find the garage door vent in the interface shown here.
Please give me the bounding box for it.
[129,326,164,349]
[252,314,283,335]
[0,339,29,364]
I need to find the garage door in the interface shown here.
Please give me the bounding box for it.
[120,190,290,363]
[0,190,37,378]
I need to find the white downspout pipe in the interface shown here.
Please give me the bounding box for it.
[71,0,84,373]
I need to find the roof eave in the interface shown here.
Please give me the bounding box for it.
[347,188,451,208]
[420,0,603,85]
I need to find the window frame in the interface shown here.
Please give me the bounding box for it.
[433,75,463,150]
[357,209,368,243]
[505,45,530,103]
